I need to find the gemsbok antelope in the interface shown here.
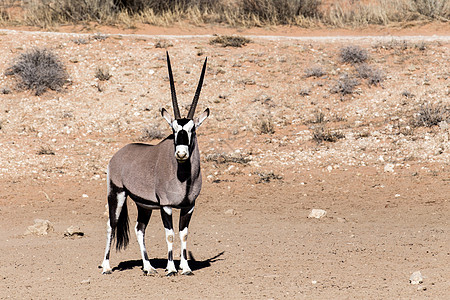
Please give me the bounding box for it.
[101,52,210,276]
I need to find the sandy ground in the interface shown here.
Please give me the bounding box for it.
[0,25,449,299]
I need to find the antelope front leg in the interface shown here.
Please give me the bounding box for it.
[135,206,157,275]
[179,206,194,275]
[161,206,177,276]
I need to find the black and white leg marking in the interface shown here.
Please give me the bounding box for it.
[101,174,127,274]
[161,206,177,276]
[179,206,194,275]
[135,206,157,275]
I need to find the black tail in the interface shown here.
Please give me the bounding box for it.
[112,200,130,251]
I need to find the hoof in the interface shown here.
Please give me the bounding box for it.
[181,270,194,276]
[166,271,177,277]
[143,269,158,276]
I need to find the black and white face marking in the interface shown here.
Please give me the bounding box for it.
[172,119,195,162]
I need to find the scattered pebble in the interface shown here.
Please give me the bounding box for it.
[24,219,54,236]
[384,163,395,173]
[308,209,327,219]
[64,226,84,237]
[224,209,236,215]
[409,271,424,284]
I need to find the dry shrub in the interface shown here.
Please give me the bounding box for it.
[24,0,116,27]
[9,0,449,28]
[254,171,283,184]
[340,45,369,64]
[139,126,165,141]
[331,74,359,96]
[355,63,384,86]
[325,0,449,27]
[305,66,326,78]
[210,35,251,47]
[6,48,68,95]
[37,146,55,155]
[95,66,112,81]
[205,153,250,165]
[413,103,449,127]
[239,0,321,25]
[412,0,450,19]
[312,126,345,143]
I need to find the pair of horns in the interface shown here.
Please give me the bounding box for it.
[167,52,207,120]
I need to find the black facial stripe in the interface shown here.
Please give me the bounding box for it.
[176,130,189,145]
[176,119,191,126]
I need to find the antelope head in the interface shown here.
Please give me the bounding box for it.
[161,52,210,163]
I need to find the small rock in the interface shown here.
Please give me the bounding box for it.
[438,121,448,130]
[417,285,427,291]
[24,219,54,236]
[80,278,91,284]
[384,163,395,173]
[82,194,89,198]
[409,271,423,284]
[336,217,346,223]
[64,226,84,237]
[224,209,236,215]
[308,209,327,219]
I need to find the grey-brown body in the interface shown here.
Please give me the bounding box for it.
[109,135,202,208]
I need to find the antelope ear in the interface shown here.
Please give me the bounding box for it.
[195,108,210,128]
[161,108,173,126]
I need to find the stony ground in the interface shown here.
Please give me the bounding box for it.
[0,27,449,299]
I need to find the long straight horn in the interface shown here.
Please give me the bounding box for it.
[166,52,181,119]
[187,57,207,119]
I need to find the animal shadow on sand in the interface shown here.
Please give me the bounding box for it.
[111,251,224,273]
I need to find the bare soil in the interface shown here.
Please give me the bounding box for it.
[0,25,449,299]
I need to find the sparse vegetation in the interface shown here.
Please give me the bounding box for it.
[331,74,359,96]
[0,87,11,94]
[139,126,165,141]
[205,153,251,165]
[305,66,326,78]
[155,40,173,49]
[210,35,251,48]
[255,115,275,134]
[355,63,384,86]
[340,45,369,64]
[240,0,321,25]
[95,66,112,81]
[37,146,55,155]
[310,111,326,124]
[413,103,449,127]
[5,48,68,96]
[1,0,448,28]
[254,171,283,184]
[312,126,345,143]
